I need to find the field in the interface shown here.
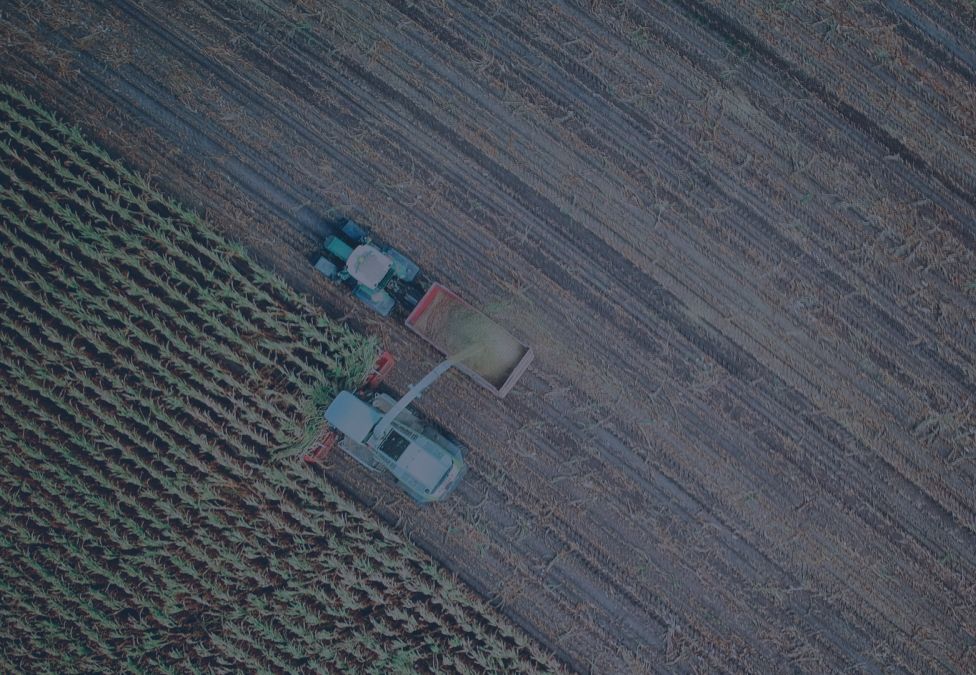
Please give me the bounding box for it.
[0,85,561,673]
[2,0,975,672]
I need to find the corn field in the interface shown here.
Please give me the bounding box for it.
[0,83,560,673]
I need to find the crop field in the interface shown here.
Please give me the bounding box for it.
[2,0,976,672]
[0,85,561,673]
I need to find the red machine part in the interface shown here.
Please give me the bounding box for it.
[303,430,337,464]
[363,350,395,390]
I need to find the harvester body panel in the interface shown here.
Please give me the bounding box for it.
[325,390,465,503]
[325,391,381,443]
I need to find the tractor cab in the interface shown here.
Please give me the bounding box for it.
[346,244,394,290]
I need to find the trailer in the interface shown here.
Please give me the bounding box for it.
[406,283,533,398]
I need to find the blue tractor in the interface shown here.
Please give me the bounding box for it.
[313,219,426,316]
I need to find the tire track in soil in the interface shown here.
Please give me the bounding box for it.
[668,0,976,224]
[372,0,976,624]
[463,0,976,522]
[430,0,976,464]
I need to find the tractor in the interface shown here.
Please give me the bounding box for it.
[313,219,427,316]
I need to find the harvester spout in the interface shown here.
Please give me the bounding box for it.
[371,345,482,441]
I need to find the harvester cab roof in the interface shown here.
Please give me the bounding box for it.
[324,391,380,444]
[395,439,454,492]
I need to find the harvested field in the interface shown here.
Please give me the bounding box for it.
[0,85,561,673]
[3,0,975,672]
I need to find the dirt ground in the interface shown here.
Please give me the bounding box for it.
[3,0,975,671]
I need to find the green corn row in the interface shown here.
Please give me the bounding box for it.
[0,83,562,673]
[0,89,371,370]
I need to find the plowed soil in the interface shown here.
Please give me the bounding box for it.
[3,1,974,672]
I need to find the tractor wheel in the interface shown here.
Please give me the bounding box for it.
[314,257,338,279]
[354,287,395,316]
[341,219,367,241]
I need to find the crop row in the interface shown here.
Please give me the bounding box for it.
[0,83,561,673]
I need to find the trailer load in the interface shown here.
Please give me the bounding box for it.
[406,283,533,398]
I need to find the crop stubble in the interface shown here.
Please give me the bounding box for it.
[2,0,974,672]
